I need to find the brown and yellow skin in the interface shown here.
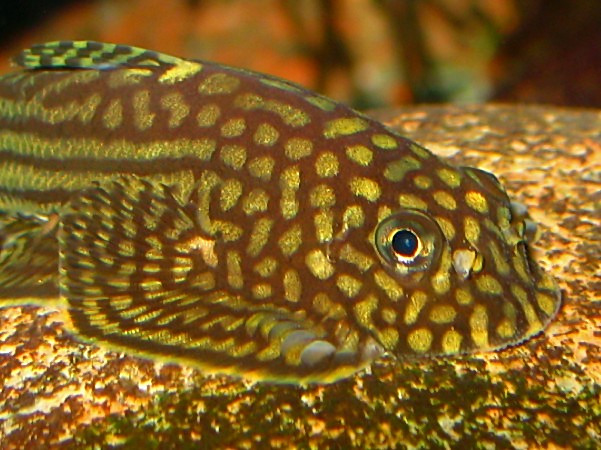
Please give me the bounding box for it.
[0,41,560,383]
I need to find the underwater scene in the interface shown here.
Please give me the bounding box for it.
[0,1,599,448]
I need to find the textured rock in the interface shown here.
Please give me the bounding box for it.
[0,104,599,448]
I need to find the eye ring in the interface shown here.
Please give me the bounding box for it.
[374,210,444,277]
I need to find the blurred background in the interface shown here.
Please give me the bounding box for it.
[0,0,600,109]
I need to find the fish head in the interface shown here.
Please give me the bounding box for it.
[326,142,561,359]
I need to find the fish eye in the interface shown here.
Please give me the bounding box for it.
[374,210,444,277]
[390,229,420,260]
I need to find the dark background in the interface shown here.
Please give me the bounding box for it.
[1,0,600,108]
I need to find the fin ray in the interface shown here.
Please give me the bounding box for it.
[59,176,362,383]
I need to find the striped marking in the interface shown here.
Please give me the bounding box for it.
[0,131,217,162]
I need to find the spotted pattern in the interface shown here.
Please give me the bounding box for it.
[0,40,560,384]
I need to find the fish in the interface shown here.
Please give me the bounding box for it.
[0,40,560,384]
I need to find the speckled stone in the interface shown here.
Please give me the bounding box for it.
[0,104,599,449]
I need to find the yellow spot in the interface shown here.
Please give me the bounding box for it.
[285,138,313,160]
[252,283,272,299]
[228,341,257,358]
[470,304,489,348]
[226,251,243,289]
[431,247,452,295]
[497,206,512,230]
[398,193,428,211]
[336,274,363,298]
[437,168,462,188]
[455,287,473,305]
[280,190,298,220]
[315,152,339,177]
[160,91,190,128]
[381,308,397,325]
[345,145,373,166]
[324,117,368,139]
[213,221,243,242]
[220,179,243,211]
[220,117,246,138]
[465,191,489,214]
[310,184,335,208]
[511,284,542,332]
[263,100,310,127]
[413,175,432,189]
[253,123,279,146]
[234,93,263,109]
[404,291,427,325]
[410,144,431,159]
[102,98,123,129]
[254,257,278,277]
[433,191,457,210]
[441,330,463,353]
[242,188,269,215]
[247,156,275,181]
[429,305,457,324]
[475,274,503,295]
[407,328,433,353]
[280,165,300,190]
[374,208,391,226]
[158,60,202,84]
[305,249,335,280]
[379,328,399,349]
[371,133,397,149]
[196,104,220,127]
[464,216,481,246]
[536,292,557,316]
[434,216,455,240]
[373,270,403,301]
[343,205,365,229]
[246,218,273,257]
[132,90,154,130]
[198,73,240,95]
[496,319,516,339]
[314,210,334,243]
[512,253,531,283]
[283,270,302,302]
[488,240,511,276]
[278,224,302,256]
[538,273,557,291]
[110,295,133,310]
[384,156,421,182]
[306,95,336,111]
[339,243,373,272]
[350,177,381,202]
[220,145,247,170]
[353,294,379,328]
[312,293,346,319]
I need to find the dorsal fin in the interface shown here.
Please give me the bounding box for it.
[14,40,185,70]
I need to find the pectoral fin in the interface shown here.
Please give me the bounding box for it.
[0,212,59,305]
[59,176,364,383]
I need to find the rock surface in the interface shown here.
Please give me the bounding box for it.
[0,104,599,448]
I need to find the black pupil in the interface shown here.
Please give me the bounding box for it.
[391,229,419,257]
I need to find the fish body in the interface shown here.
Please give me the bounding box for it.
[0,41,560,383]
